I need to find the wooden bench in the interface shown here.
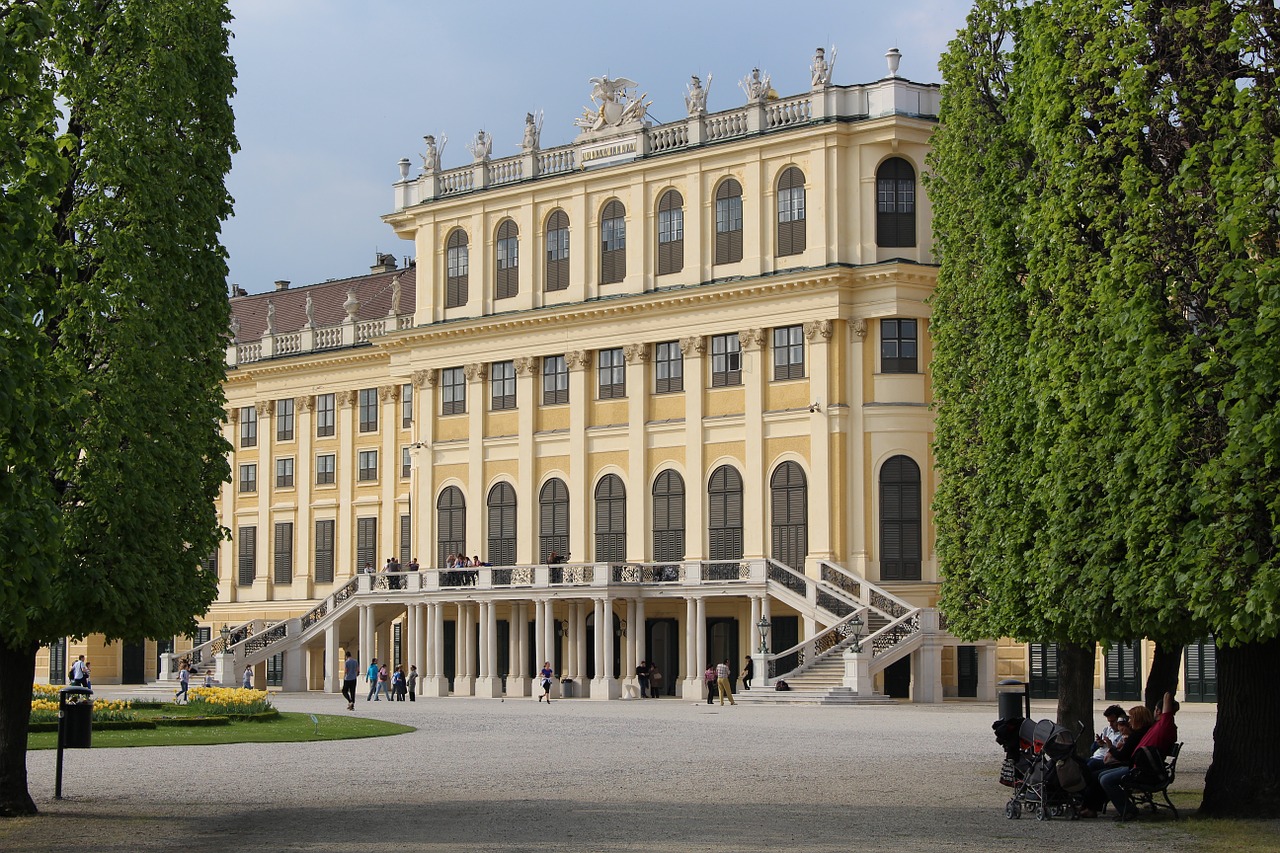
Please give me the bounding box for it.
[1121,742,1182,819]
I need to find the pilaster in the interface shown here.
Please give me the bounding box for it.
[680,336,706,559]
[566,350,589,562]
[740,329,767,559]
[805,320,834,570]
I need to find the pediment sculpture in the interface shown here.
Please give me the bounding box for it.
[574,75,651,134]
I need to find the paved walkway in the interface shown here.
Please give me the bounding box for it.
[1,694,1231,852]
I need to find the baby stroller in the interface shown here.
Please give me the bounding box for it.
[994,717,1087,820]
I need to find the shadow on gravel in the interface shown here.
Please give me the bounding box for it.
[0,798,1196,853]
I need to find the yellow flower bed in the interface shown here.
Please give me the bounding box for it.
[188,687,273,715]
[29,689,134,723]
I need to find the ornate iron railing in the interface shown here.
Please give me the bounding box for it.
[242,621,288,655]
[871,613,920,657]
[333,576,359,605]
[703,561,750,582]
[820,564,861,599]
[301,599,329,631]
[766,561,808,595]
[871,590,910,619]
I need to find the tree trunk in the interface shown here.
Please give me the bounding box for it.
[1056,641,1095,758]
[0,639,39,817]
[1200,637,1280,817]
[1144,641,1183,712]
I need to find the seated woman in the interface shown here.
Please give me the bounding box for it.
[1079,705,1154,818]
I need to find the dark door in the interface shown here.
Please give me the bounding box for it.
[1105,641,1142,701]
[957,645,978,698]
[770,615,800,677]
[1184,638,1217,703]
[49,639,67,686]
[707,617,739,693]
[646,618,679,696]
[883,657,912,698]
[443,619,456,692]
[266,652,283,687]
[1028,642,1058,699]
[497,620,510,690]
[121,640,146,684]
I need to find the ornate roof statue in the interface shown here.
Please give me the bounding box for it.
[264,300,276,335]
[420,134,446,173]
[467,129,492,163]
[811,46,836,88]
[521,111,544,153]
[305,293,315,328]
[740,67,773,104]
[573,75,651,134]
[685,74,712,116]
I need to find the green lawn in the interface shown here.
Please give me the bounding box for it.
[27,711,412,750]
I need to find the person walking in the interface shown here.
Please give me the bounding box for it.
[392,666,407,701]
[716,659,736,706]
[704,664,718,705]
[366,658,381,701]
[175,662,191,704]
[740,655,754,690]
[342,650,359,710]
[636,660,650,698]
[648,662,663,698]
[538,661,555,703]
[377,663,390,700]
[70,655,88,687]
[407,665,419,701]
[242,664,253,689]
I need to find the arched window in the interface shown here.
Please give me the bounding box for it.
[876,157,917,248]
[594,474,626,563]
[445,229,469,308]
[714,179,744,265]
[656,190,684,276]
[652,470,685,562]
[708,465,744,568]
[436,486,466,566]
[544,209,570,292]
[494,219,519,300]
[600,199,626,284]
[776,167,806,257]
[770,461,807,570]
[879,455,921,580]
[486,482,517,566]
[539,478,568,561]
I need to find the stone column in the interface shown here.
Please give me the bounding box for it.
[623,598,638,698]
[533,599,546,679]
[455,603,475,696]
[574,600,588,685]
[414,603,427,685]
[750,596,763,656]
[426,602,448,696]
[635,597,647,676]
[695,597,708,676]
[324,624,340,693]
[477,601,502,698]
[739,329,767,559]
[683,597,697,697]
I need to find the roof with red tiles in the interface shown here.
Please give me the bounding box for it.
[230,262,416,342]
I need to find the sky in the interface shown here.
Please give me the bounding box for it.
[222,0,975,294]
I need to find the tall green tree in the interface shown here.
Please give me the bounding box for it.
[931,0,1280,816]
[0,0,235,816]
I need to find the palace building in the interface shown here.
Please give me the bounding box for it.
[37,47,1216,706]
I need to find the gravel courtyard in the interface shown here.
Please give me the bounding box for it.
[0,694,1237,852]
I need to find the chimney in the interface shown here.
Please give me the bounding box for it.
[370,252,398,274]
[274,280,291,291]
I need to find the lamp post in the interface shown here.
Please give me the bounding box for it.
[756,617,771,654]
[849,614,864,654]
[219,623,232,655]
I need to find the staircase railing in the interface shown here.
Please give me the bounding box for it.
[764,606,870,680]
[162,619,258,677]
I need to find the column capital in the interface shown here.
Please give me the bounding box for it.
[463,362,488,382]
[296,395,314,413]
[679,336,705,356]
[804,319,833,342]
[738,328,766,352]
[378,384,401,402]
[623,343,650,363]
[565,350,589,371]
[850,318,868,339]
[413,368,438,388]
[254,400,274,417]
[336,390,357,408]
[514,355,537,376]
[226,406,240,424]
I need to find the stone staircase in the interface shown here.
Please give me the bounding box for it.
[734,651,898,705]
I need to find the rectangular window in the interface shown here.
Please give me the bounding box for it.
[356,516,377,574]
[497,235,519,270]
[237,526,256,586]
[711,334,742,387]
[273,522,293,585]
[239,463,257,493]
[441,367,466,415]
[779,186,806,223]
[276,398,294,441]
[401,446,412,479]
[602,216,626,252]
[597,348,626,399]
[658,207,684,244]
[358,449,378,482]
[545,225,569,292]
[543,355,568,405]
[655,341,683,393]
[772,325,805,381]
[314,519,335,583]
[491,360,516,411]
[316,393,335,437]
[716,195,743,234]
[358,388,378,433]
[881,318,919,374]
[240,406,257,448]
[401,384,413,428]
[400,514,412,566]
[315,453,335,485]
[275,457,294,488]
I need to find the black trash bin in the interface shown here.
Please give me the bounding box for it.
[996,678,1028,722]
[59,686,93,749]
[560,678,574,699]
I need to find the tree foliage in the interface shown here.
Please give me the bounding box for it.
[929,0,1280,816]
[0,0,236,815]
